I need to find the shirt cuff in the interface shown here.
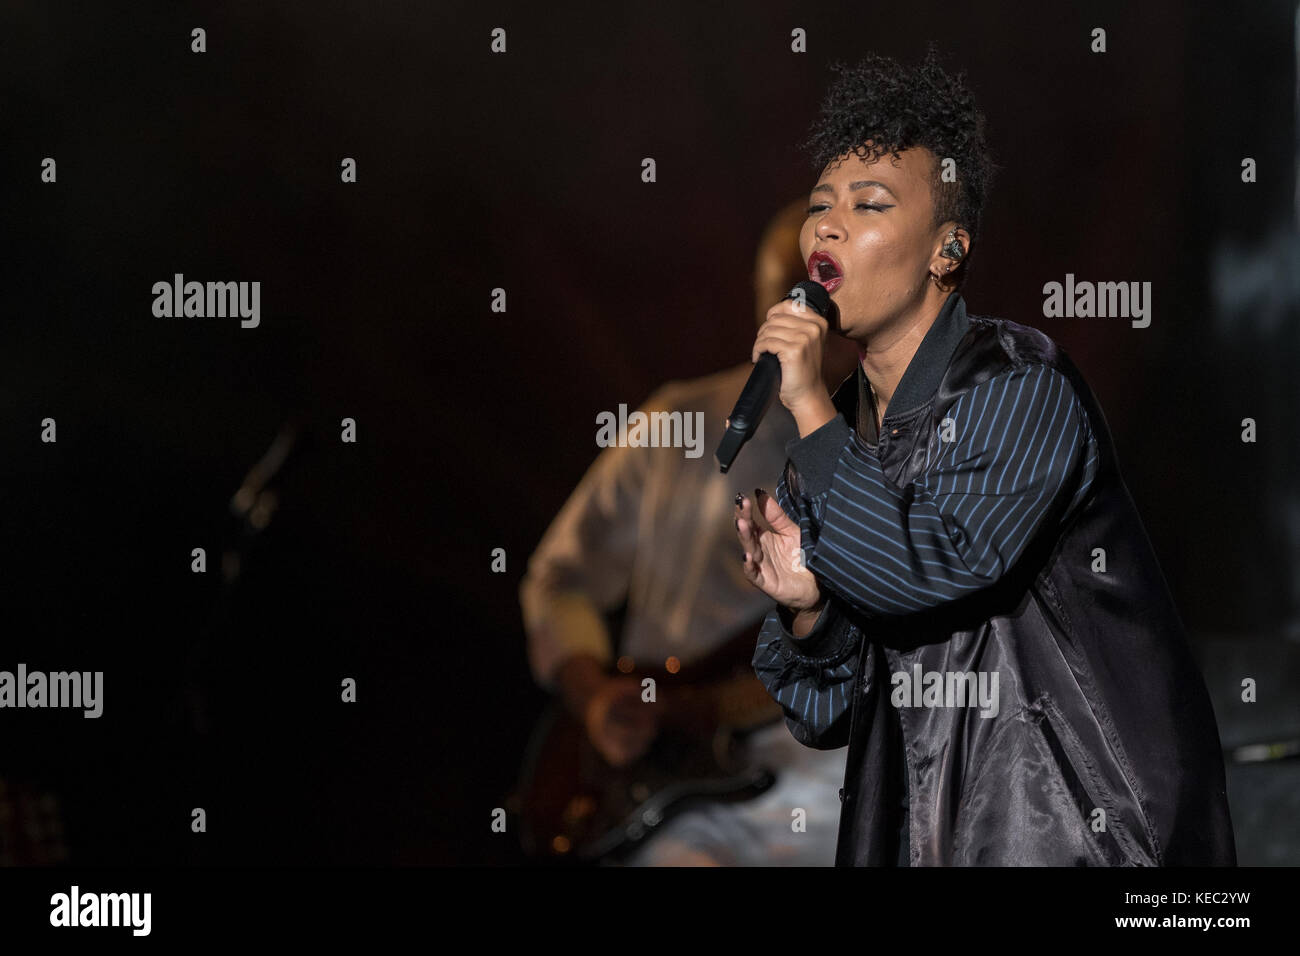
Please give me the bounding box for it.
[774,601,853,663]
[785,414,852,499]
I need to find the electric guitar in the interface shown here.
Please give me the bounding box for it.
[512,619,784,863]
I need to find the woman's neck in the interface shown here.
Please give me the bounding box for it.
[856,290,950,415]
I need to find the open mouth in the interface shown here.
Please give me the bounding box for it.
[808,251,843,293]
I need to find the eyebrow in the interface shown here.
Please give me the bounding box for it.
[810,180,898,199]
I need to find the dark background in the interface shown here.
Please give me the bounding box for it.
[2,0,1297,865]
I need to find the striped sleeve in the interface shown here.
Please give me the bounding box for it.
[751,599,863,749]
[783,364,1091,617]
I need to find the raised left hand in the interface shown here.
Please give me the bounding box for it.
[734,489,821,611]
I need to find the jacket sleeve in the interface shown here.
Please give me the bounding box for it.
[780,363,1092,617]
[751,596,863,750]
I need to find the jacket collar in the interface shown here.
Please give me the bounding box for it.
[856,291,970,422]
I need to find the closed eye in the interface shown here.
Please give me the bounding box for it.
[807,202,891,214]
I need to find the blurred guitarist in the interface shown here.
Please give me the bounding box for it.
[519,198,859,866]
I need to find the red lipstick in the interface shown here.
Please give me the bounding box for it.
[808,251,843,293]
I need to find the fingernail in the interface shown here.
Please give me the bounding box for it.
[734,492,744,507]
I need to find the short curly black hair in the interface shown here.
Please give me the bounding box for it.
[799,43,998,288]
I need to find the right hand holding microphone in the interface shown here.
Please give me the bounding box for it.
[752,297,837,436]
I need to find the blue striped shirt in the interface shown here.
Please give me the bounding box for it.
[784,362,1096,617]
[752,296,1100,751]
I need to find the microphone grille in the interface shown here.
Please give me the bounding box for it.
[784,279,837,323]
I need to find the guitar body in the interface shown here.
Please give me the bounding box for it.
[514,618,784,863]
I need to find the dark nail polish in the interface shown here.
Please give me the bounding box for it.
[734,492,744,507]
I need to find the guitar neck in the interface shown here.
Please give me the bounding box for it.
[617,614,783,732]
[653,667,782,734]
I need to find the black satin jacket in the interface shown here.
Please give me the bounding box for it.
[752,293,1236,866]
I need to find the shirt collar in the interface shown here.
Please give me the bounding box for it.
[862,291,970,422]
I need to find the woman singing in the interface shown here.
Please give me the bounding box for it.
[734,45,1235,866]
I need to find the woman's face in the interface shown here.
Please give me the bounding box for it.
[800,144,951,342]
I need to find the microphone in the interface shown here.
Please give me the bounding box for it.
[715,279,838,473]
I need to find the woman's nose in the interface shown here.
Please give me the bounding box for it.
[815,210,841,240]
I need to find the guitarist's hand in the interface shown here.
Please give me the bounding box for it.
[585,677,659,768]
[735,488,821,611]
